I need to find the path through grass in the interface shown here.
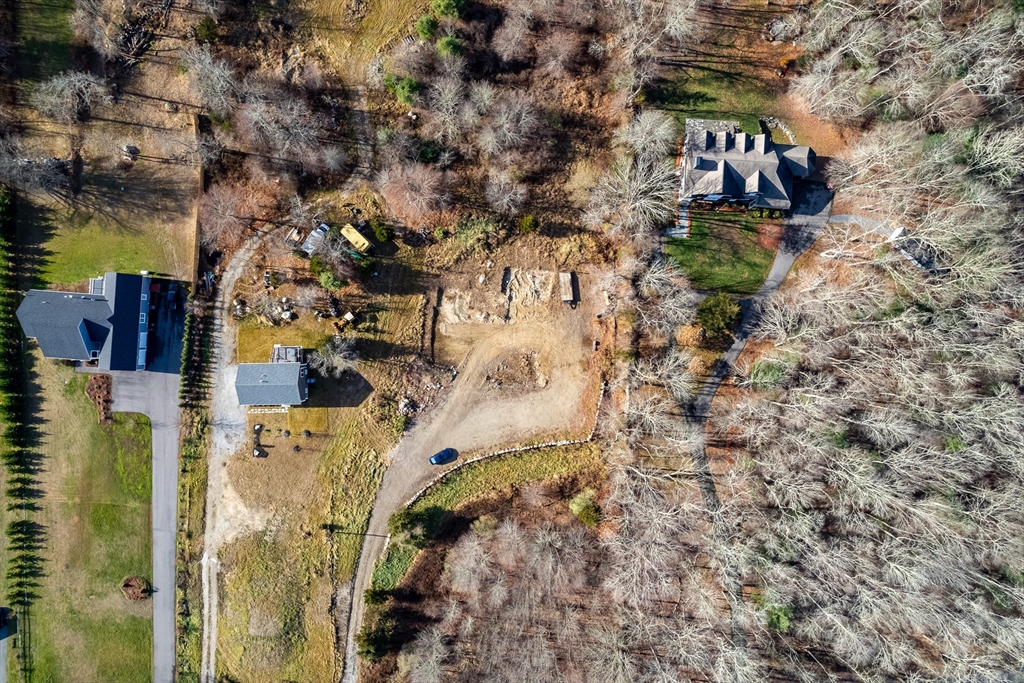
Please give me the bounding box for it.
[666,211,776,294]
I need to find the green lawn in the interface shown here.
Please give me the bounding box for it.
[371,443,604,591]
[17,0,74,82]
[17,200,177,287]
[28,364,154,683]
[666,211,777,294]
[648,69,778,136]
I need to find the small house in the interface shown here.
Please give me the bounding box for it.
[235,345,309,407]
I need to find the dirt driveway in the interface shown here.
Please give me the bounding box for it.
[341,267,606,681]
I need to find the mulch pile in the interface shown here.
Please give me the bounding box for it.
[120,576,151,600]
[85,374,113,424]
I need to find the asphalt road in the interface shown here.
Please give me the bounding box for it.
[110,370,181,683]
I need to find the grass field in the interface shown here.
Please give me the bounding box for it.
[17,0,74,82]
[28,360,153,683]
[666,211,777,294]
[371,443,605,591]
[305,0,426,76]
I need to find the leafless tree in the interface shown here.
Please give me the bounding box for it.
[379,163,451,224]
[585,152,675,241]
[308,335,358,379]
[31,71,106,123]
[293,284,321,310]
[0,139,69,192]
[181,45,237,116]
[537,30,582,78]
[485,170,527,214]
[198,184,253,247]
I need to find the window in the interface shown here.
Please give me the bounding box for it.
[140,313,147,323]
[90,350,100,359]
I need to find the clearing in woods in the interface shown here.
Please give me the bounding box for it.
[650,0,853,154]
[23,360,153,682]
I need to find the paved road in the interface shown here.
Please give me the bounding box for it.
[109,370,181,683]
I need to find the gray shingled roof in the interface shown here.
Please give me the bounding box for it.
[235,363,308,406]
[683,130,816,211]
[16,272,148,371]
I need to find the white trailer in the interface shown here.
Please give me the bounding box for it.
[559,272,575,305]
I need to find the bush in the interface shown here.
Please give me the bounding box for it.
[309,255,326,277]
[766,604,794,632]
[569,489,601,526]
[415,14,438,39]
[196,17,218,43]
[356,617,394,661]
[388,508,416,535]
[364,588,390,605]
[393,77,423,107]
[518,215,538,234]
[436,36,462,57]
[319,271,344,290]
[431,0,464,18]
[697,292,740,337]
[370,219,394,242]
[433,227,446,240]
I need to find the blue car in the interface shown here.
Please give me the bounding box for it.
[429,448,457,465]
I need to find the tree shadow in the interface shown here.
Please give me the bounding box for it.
[306,369,373,408]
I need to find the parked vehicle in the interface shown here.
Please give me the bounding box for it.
[429,448,457,465]
[559,271,576,307]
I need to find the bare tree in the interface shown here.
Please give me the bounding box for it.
[198,184,255,247]
[308,335,358,378]
[181,45,236,116]
[485,170,527,214]
[379,163,451,225]
[0,139,69,192]
[31,71,106,123]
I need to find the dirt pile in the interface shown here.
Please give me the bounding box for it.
[85,374,113,424]
[120,576,151,600]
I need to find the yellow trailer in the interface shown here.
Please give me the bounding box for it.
[341,224,371,254]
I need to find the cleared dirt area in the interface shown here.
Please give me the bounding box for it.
[427,260,604,451]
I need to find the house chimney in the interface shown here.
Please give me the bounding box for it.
[753,134,773,154]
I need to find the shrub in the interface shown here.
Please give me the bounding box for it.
[196,17,218,43]
[309,255,326,277]
[319,271,344,290]
[697,292,740,337]
[766,604,794,632]
[356,617,394,661]
[388,508,415,535]
[415,14,438,40]
[393,77,424,107]
[431,0,464,18]
[371,219,394,242]
[569,489,601,526]
[519,214,538,234]
[433,227,446,240]
[437,36,462,57]
[364,588,390,605]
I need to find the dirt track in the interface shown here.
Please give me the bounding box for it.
[341,269,605,682]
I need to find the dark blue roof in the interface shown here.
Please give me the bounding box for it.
[16,272,149,371]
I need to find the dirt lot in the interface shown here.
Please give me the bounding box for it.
[427,254,607,451]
